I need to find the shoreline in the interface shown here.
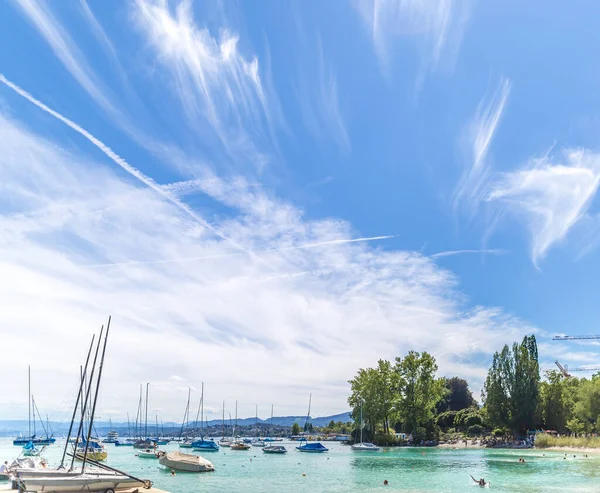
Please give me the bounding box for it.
[435,443,600,454]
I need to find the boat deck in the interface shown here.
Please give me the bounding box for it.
[0,485,171,493]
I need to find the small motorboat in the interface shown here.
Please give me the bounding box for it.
[114,440,134,447]
[263,445,287,454]
[192,438,219,452]
[251,438,265,447]
[230,441,251,450]
[296,441,328,453]
[351,442,381,451]
[137,447,160,458]
[157,451,214,472]
[218,438,232,447]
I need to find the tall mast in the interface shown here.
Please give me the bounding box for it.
[28,366,31,437]
[304,393,312,432]
[179,388,190,439]
[360,402,363,444]
[200,383,204,438]
[60,335,95,469]
[255,405,258,437]
[127,412,131,438]
[81,316,111,473]
[222,400,225,440]
[70,323,103,470]
[144,383,149,440]
[271,405,274,437]
[234,400,237,438]
[155,415,158,438]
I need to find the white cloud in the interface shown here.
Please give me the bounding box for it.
[454,77,511,218]
[131,0,282,172]
[487,149,600,266]
[296,39,350,153]
[354,0,474,79]
[0,106,536,420]
[10,0,119,117]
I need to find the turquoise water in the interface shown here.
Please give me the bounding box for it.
[1,439,599,492]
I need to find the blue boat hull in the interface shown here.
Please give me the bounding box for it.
[13,437,55,446]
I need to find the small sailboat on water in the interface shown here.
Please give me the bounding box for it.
[219,400,232,447]
[351,402,380,451]
[296,394,328,453]
[13,367,56,447]
[230,400,251,450]
[192,383,219,452]
[263,405,287,454]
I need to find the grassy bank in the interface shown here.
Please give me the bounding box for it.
[535,433,600,449]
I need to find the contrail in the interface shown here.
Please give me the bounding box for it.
[0,73,246,253]
[86,235,396,267]
[431,249,507,259]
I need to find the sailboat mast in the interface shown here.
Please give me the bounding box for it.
[144,383,149,440]
[255,405,258,437]
[81,316,111,473]
[234,400,237,438]
[28,366,31,438]
[200,382,204,438]
[60,335,95,469]
[222,400,225,440]
[70,326,103,470]
[127,412,131,438]
[360,402,363,444]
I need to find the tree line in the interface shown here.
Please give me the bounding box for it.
[347,335,600,443]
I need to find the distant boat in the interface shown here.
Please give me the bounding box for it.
[137,447,160,459]
[351,402,380,452]
[296,440,329,453]
[22,441,43,457]
[75,439,107,462]
[105,421,118,443]
[219,437,232,447]
[191,383,219,452]
[193,438,219,452]
[13,367,55,447]
[158,451,214,472]
[296,395,328,453]
[230,441,251,450]
[251,438,265,447]
[114,440,133,447]
[263,445,287,454]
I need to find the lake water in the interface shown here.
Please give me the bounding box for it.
[1,438,599,492]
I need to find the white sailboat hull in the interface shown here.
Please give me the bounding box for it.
[17,473,146,492]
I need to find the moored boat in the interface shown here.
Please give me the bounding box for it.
[158,451,214,472]
[351,403,380,451]
[192,438,219,452]
[263,445,287,454]
[138,447,160,458]
[296,441,329,453]
[15,472,149,492]
[230,440,251,450]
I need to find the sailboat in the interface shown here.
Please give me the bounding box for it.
[296,394,328,453]
[178,388,194,448]
[135,383,163,458]
[263,405,287,454]
[114,413,134,446]
[250,405,265,447]
[13,368,56,446]
[16,319,153,493]
[351,402,380,451]
[192,383,219,452]
[219,400,232,447]
[22,441,43,457]
[230,401,250,451]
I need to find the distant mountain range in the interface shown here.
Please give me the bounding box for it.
[0,412,351,436]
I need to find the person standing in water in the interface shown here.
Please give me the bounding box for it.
[471,475,487,486]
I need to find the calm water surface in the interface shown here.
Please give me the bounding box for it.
[1,439,599,492]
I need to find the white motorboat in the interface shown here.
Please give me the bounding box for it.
[251,438,265,447]
[230,441,251,450]
[219,438,232,447]
[158,451,214,472]
[137,447,160,458]
[15,472,149,492]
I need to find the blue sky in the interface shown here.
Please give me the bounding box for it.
[1,0,599,422]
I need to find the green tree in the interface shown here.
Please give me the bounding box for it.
[394,351,445,434]
[348,359,396,436]
[483,335,540,434]
[538,370,572,432]
[291,422,300,435]
[438,377,477,412]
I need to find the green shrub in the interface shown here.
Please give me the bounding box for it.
[467,424,483,436]
[492,428,505,438]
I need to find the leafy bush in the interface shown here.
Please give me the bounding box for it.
[412,427,427,444]
[436,410,457,429]
[467,424,483,436]
[492,428,505,438]
[534,433,600,449]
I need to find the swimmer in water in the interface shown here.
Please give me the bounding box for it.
[471,475,487,487]
[383,480,389,485]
